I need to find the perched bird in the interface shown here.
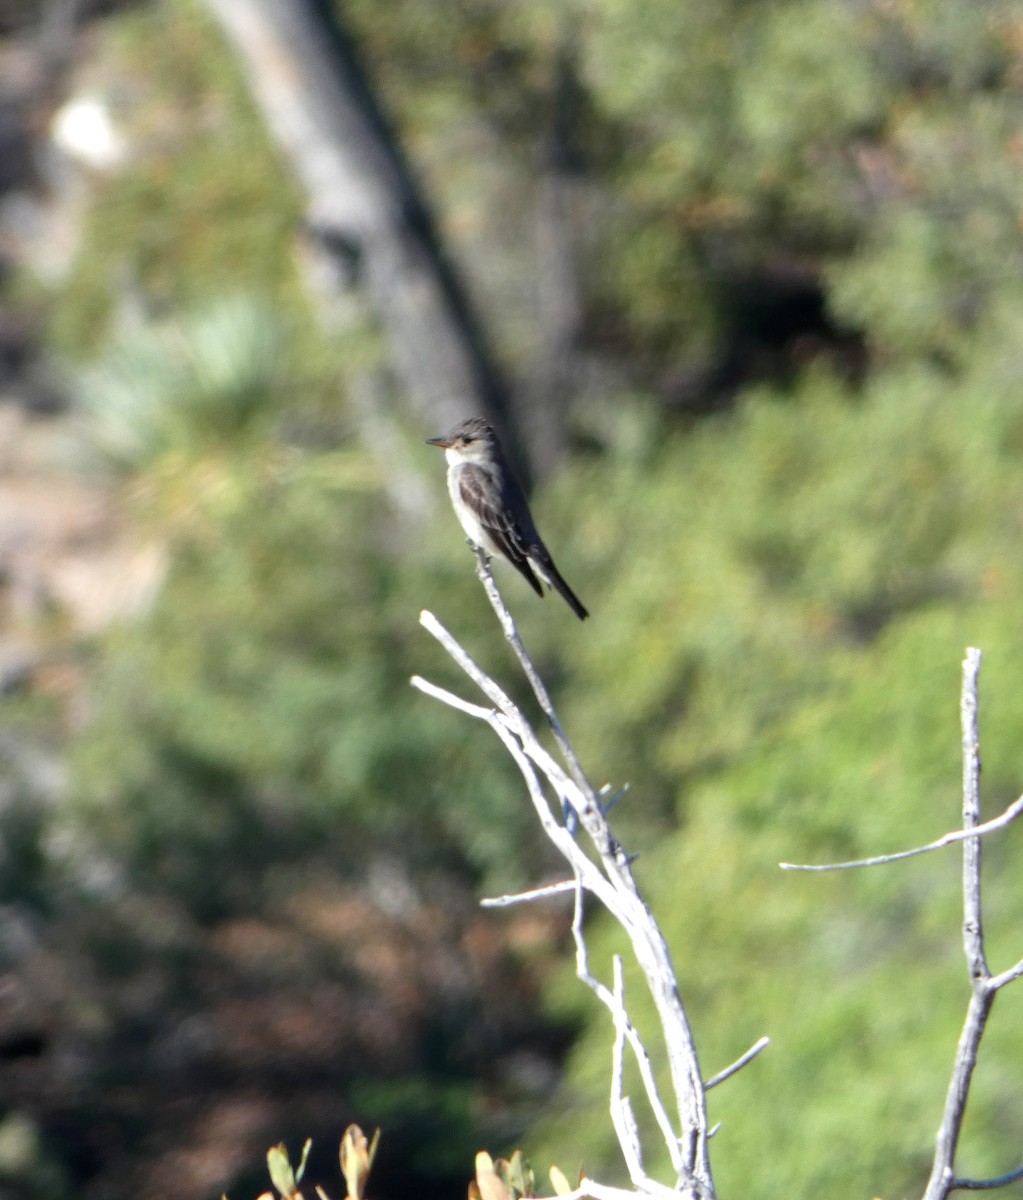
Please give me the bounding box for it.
[426,417,589,620]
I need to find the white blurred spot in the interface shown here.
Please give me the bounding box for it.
[50,95,126,170]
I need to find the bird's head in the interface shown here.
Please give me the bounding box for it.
[426,417,498,464]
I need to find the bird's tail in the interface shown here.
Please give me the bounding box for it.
[552,571,589,620]
[532,554,589,620]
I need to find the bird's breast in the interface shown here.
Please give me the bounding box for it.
[446,463,498,554]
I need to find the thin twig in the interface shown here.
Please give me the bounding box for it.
[953,1165,1023,1191]
[570,879,685,1176]
[552,1178,682,1200]
[488,710,580,846]
[482,713,633,932]
[418,612,586,818]
[418,610,521,721]
[987,957,1023,992]
[704,1037,771,1092]
[600,783,631,814]
[473,550,593,798]
[611,956,646,1184]
[779,793,1023,873]
[409,674,494,721]
[480,878,577,907]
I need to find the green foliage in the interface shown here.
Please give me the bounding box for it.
[829,87,1023,359]
[68,454,546,912]
[343,0,1021,384]
[76,296,292,471]
[48,0,304,358]
[528,355,1023,1195]
[8,0,1023,1196]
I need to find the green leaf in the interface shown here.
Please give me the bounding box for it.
[267,1144,297,1198]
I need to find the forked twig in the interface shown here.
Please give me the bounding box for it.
[570,877,685,1180]
[785,648,1023,1200]
[412,565,749,1199]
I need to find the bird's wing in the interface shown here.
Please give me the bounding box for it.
[458,465,547,597]
[458,463,587,618]
[458,465,530,563]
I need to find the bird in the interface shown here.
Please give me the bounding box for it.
[426,417,589,620]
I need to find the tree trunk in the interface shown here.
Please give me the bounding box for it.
[202,0,523,472]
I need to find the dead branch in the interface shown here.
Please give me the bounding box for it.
[412,562,751,1199]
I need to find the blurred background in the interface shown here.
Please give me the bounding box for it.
[1,0,1023,1197]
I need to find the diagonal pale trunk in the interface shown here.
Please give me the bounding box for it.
[202,0,523,474]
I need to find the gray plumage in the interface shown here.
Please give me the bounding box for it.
[427,417,589,620]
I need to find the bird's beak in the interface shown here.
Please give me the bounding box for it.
[426,436,452,448]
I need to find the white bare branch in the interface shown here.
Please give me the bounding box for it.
[418,529,1023,1200]
[987,958,1023,992]
[409,674,494,721]
[611,956,646,1184]
[568,879,684,1177]
[471,548,593,798]
[551,1178,682,1200]
[923,648,995,1200]
[704,1037,771,1092]
[780,793,1023,873]
[778,647,1023,1200]
[414,564,723,1198]
[480,879,578,908]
